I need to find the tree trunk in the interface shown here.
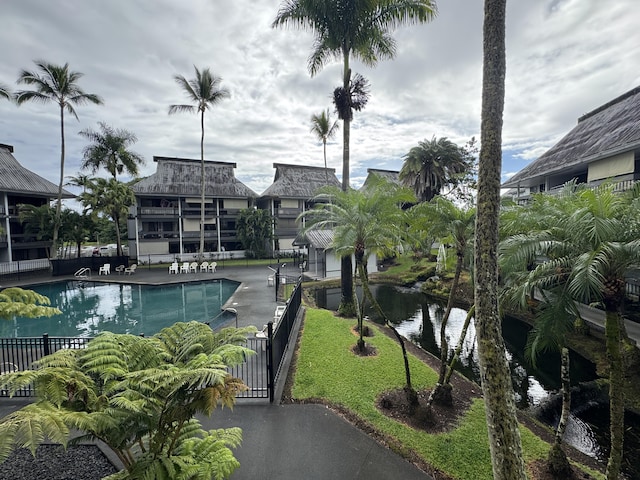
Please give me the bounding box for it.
[199,109,206,263]
[548,347,571,476]
[443,305,475,385]
[605,310,625,480]
[338,51,354,315]
[52,104,65,260]
[475,1,527,478]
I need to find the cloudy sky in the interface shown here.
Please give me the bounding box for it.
[1,0,639,197]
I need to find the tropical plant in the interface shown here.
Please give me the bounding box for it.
[18,203,54,257]
[237,208,273,259]
[273,0,437,315]
[408,196,475,406]
[399,136,472,203]
[169,66,230,262]
[310,108,339,183]
[60,209,94,258]
[0,321,254,479]
[301,176,419,403]
[499,183,640,479]
[0,287,61,320]
[79,122,144,180]
[77,178,135,256]
[15,61,103,259]
[474,1,527,478]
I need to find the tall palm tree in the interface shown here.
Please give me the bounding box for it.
[310,109,339,183]
[301,176,419,403]
[499,183,640,480]
[409,196,475,405]
[78,178,136,257]
[15,61,103,259]
[399,136,470,203]
[474,1,527,478]
[273,0,437,315]
[78,122,144,180]
[169,66,230,262]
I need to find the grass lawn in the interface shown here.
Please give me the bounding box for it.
[291,308,603,480]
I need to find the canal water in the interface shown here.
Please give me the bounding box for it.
[314,284,640,479]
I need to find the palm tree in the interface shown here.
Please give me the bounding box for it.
[15,61,103,259]
[310,109,339,183]
[78,122,144,180]
[499,183,640,480]
[301,176,419,403]
[474,1,527,478]
[399,136,470,203]
[408,197,475,406]
[78,178,136,256]
[18,204,54,257]
[169,66,230,262]
[273,0,437,315]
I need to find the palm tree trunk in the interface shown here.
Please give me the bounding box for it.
[323,139,328,184]
[475,1,527,478]
[199,110,206,262]
[438,252,464,384]
[52,104,65,260]
[339,51,354,315]
[605,310,625,480]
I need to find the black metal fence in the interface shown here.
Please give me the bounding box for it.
[1,283,303,402]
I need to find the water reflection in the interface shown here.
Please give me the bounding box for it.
[2,280,239,338]
[315,284,640,478]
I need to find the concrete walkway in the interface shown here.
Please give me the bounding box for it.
[0,263,432,479]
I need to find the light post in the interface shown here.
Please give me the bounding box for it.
[223,307,238,328]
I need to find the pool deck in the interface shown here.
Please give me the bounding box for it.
[0,262,289,331]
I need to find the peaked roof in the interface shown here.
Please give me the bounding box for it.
[133,157,257,197]
[293,229,333,250]
[260,163,341,198]
[0,144,73,198]
[503,85,640,188]
[361,168,400,190]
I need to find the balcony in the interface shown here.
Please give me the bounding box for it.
[276,208,302,218]
[139,207,179,216]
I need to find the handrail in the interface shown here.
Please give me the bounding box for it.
[74,267,91,279]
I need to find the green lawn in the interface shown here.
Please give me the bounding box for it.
[291,308,602,480]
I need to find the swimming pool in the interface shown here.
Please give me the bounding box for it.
[0,280,240,338]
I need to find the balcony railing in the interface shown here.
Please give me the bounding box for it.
[139,207,179,216]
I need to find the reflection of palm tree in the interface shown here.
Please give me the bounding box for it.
[15,61,103,258]
[0,84,11,100]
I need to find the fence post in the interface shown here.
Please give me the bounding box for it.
[42,333,50,356]
[267,322,274,403]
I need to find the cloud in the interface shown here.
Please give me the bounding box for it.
[0,0,638,197]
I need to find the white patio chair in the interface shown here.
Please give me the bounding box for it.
[180,262,190,273]
[199,261,209,272]
[189,261,198,273]
[98,264,110,275]
[124,264,137,275]
[168,262,179,274]
[208,262,217,273]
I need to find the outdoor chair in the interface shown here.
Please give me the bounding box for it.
[98,264,110,275]
[124,264,137,275]
[180,262,190,273]
[168,262,179,274]
[189,261,198,273]
[208,262,217,273]
[199,261,209,272]
[274,305,286,323]
[115,265,125,275]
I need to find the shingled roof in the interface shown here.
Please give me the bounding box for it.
[260,163,341,198]
[361,168,400,190]
[503,85,640,188]
[0,144,73,198]
[132,157,257,198]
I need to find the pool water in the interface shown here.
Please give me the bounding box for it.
[0,280,239,338]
